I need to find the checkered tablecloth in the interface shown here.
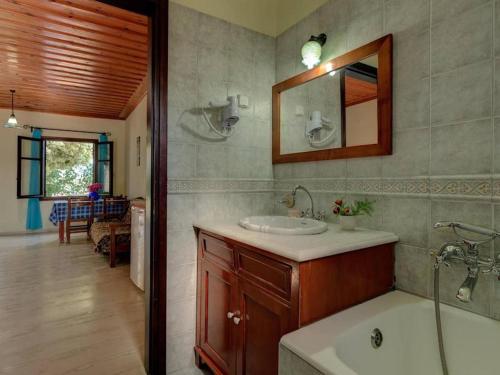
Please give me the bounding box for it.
[49,200,127,225]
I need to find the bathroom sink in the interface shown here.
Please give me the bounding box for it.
[239,216,328,235]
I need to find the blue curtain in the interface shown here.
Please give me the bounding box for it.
[26,129,43,230]
[98,133,108,189]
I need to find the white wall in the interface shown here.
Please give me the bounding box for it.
[171,0,328,36]
[171,0,277,36]
[275,0,329,36]
[0,109,126,234]
[125,96,148,199]
[346,99,378,147]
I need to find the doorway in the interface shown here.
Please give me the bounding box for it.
[95,1,168,373]
[0,0,167,373]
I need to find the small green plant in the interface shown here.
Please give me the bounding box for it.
[332,198,375,217]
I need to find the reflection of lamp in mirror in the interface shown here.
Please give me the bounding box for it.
[325,62,336,77]
[301,34,327,69]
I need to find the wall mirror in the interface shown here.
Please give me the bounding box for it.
[272,35,392,164]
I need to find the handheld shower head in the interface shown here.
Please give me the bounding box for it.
[433,221,500,241]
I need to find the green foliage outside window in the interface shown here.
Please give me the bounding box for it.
[45,141,94,197]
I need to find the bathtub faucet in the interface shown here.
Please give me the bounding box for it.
[432,222,500,303]
[456,267,479,303]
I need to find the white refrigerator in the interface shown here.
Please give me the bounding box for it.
[130,204,145,290]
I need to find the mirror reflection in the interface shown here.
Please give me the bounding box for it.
[280,54,379,154]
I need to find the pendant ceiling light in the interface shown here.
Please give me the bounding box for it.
[4,89,19,129]
[301,33,327,69]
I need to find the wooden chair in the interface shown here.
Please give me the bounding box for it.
[90,205,131,267]
[108,222,131,267]
[103,196,129,221]
[66,198,94,243]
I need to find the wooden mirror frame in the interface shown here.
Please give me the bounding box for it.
[272,34,393,164]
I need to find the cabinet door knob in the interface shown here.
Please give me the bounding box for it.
[227,312,235,319]
[233,317,241,325]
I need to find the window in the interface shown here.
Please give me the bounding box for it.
[17,136,113,199]
[45,140,94,197]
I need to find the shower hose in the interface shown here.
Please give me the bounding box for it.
[434,265,449,375]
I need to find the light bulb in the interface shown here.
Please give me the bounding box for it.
[5,89,19,129]
[4,114,18,128]
[301,40,322,69]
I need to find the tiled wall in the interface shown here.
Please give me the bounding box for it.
[274,0,500,321]
[168,0,500,373]
[281,72,342,153]
[166,3,275,374]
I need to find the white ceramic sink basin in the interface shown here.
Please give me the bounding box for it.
[239,216,328,235]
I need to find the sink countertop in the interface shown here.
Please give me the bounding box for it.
[193,220,398,262]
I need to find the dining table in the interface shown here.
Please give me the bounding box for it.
[49,199,128,243]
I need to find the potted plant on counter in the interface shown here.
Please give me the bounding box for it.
[332,198,374,230]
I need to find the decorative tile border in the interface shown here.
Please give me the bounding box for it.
[383,178,429,196]
[493,178,500,201]
[168,177,499,201]
[167,179,274,194]
[276,178,429,197]
[348,178,383,194]
[430,177,491,197]
[274,178,346,193]
[275,176,496,201]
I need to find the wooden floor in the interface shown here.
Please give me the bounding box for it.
[0,233,146,375]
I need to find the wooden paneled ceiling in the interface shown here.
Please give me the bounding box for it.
[0,0,148,120]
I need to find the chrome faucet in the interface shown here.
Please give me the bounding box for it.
[457,268,479,302]
[292,185,315,218]
[278,185,325,221]
[432,222,500,303]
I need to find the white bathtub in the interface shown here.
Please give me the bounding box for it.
[280,291,500,375]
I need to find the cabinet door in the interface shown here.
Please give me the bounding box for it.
[199,260,238,374]
[236,279,292,375]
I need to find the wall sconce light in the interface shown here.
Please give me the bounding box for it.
[301,33,327,69]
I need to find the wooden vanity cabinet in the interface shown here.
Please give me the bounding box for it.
[198,259,238,374]
[194,229,395,375]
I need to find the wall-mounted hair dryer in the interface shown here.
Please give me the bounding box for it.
[305,110,337,148]
[203,96,240,138]
[209,96,240,129]
[305,110,331,137]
